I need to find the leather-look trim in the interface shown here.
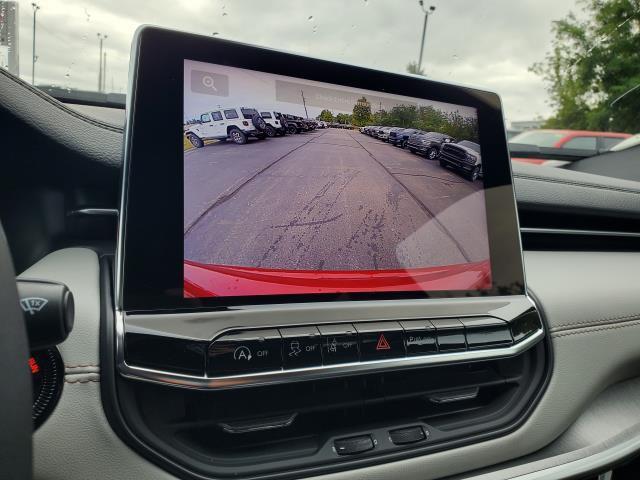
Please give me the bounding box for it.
[512,162,640,220]
[0,69,123,171]
[0,68,123,132]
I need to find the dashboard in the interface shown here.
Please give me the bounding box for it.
[1,26,640,480]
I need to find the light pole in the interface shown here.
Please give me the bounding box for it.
[102,51,107,92]
[300,90,308,118]
[31,3,40,85]
[97,33,107,92]
[417,1,436,71]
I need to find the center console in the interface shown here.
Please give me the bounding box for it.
[107,26,549,479]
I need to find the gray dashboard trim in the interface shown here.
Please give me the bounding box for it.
[0,68,123,170]
[27,248,640,480]
[512,162,640,219]
[461,376,640,480]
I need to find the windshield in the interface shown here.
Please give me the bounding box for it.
[240,107,258,119]
[458,140,480,153]
[2,0,638,181]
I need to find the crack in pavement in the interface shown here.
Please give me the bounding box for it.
[271,213,344,228]
[258,168,360,268]
[184,131,329,235]
[308,141,363,149]
[393,171,469,184]
[347,131,472,263]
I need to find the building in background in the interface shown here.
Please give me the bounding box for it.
[0,1,19,76]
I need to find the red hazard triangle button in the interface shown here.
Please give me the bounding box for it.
[376,334,391,351]
[356,324,403,360]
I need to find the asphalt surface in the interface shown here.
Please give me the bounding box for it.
[184,129,489,270]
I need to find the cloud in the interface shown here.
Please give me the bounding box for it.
[15,0,579,123]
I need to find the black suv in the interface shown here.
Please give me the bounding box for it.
[283,114,307,134]
[406,131,455,159]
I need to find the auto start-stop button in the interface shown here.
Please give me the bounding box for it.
[208,329,282,375]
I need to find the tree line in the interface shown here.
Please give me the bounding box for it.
[531,0,639,132]
[317,97,479,143]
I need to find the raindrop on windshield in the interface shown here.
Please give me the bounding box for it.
[307,15,314,21]
[363,0,369,6]
[452,54,459,61]
[312,25,317,33]
[212,32,219,36]
[222,12,228,16]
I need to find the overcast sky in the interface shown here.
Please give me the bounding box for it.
[9,0,580,124]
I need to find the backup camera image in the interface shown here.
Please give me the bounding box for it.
[183,59,491,298]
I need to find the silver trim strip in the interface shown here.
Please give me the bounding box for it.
[116,310,543,390]
[219,413,298,434]
[521,227,640,238]
[68,208,119,217]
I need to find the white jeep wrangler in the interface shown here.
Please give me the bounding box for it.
[186,106,268,147]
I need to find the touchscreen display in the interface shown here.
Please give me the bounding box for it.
[183,59,491,298]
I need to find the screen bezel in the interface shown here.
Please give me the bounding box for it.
[118,26,525,313]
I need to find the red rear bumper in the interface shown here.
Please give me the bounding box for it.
[184,260,492,298]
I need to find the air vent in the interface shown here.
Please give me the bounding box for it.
[115,340,547,479]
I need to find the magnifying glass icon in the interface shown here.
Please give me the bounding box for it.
[202,75,217,91]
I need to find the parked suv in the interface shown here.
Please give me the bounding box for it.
[389,128,421,148]
[283,114,311,133]
[407,131,455,159]
[186,107,268,146]
[378,126,402,142]
[260,110,288,137]
[439,140,483,181]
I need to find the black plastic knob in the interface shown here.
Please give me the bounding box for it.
[16,279,74,349]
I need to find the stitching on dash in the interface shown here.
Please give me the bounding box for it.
[0,67,124,133]
[552,320,640,338]
[551,313,640,331]
[65,378,100,384]
[65,364,100,369]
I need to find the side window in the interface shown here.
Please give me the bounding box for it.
[599,136,624,150]
[261,112,272,119]
[211,111,223,121]
[562,136,597,149]
[200,113,212,123]
[224,109,239,119]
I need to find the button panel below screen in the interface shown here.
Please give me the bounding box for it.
[199,316,523,377]
[124,314,539,378]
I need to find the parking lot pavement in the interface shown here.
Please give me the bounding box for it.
[184,129,490,270]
